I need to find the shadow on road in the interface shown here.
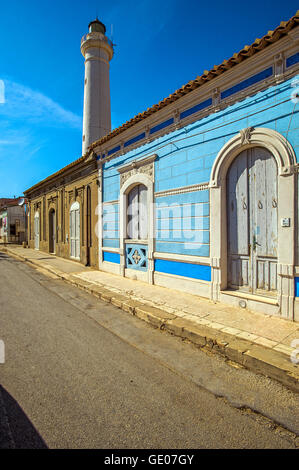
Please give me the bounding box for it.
[0,385,48,449]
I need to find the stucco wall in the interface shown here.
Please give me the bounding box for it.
[102,76,298,260]
[27,170,99,268]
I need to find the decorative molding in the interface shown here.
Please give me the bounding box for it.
[68,191,74,204]
[289,27,299,44]
[210,127,296,187]
[102,247,120,253]
[102,200,119,205]
[174,108,180,129]
[94,60,298,165]
[209,127,296,318]
[210,257,221,268]
[145,125,150,142]
[84,151,97,163]
[274,52,285,83]
[212,88,220,110]
[47,195,57,206]
[155,182,209,198]
[77,187,84,199]
[118,154,157,189]
[239,126,254,145]
[119,162,155,284]
[80,32,113,61]
[154,251,210,265]
[33,202,41,212]
[277,264,295,277]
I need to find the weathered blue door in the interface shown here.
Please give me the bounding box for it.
[227,147,278,295]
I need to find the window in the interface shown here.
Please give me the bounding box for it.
[87,185,92,247]
[70,201,80,259]
[127,184,148,239]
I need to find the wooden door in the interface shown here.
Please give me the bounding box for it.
[227,147,278,295]
[49,210,56,254]
[70,203,80,259]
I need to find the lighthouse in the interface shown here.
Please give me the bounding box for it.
[81,19,114,154]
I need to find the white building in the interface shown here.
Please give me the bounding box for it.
[0,198,26,244]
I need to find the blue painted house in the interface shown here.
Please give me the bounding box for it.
[25,11,299,322]
[94,11,299,322]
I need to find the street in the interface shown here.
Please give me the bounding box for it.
[0,252,298,449]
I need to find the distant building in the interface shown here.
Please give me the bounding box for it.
[24,12,299,321]
[0,198,26,244]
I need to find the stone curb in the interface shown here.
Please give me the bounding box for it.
[2,247,299,393]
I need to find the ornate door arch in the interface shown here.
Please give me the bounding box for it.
[209,127,296,319]
[118,154,156,283]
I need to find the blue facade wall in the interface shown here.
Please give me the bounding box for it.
[155,259,211,281]
[156,190,210,257]
[101,75,298,281]
[103,77,298,203]
[102,202,119,248]
[103,251,120,264]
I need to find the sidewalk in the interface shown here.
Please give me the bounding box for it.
[1,245,299,392]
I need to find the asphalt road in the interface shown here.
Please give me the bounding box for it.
[0,252,298,449]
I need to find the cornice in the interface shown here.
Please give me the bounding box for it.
[80,32,113,61]
[117,154,157,174]
[155,183,209,198]
[94,43,298,162]
[103,200,119,205]
[90,12,299,153]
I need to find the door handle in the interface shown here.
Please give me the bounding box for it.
[253,234,261,251]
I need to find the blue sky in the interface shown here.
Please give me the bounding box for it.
[0,0,298,197]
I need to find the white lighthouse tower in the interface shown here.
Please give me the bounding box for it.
[81,19,114,155]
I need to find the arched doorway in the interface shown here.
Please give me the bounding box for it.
[34,211,40,250]
[70,201,80,260]
[209,127,296,319]
[49,209,56,254]
[226,147,278,296]
[119,170,155,284]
